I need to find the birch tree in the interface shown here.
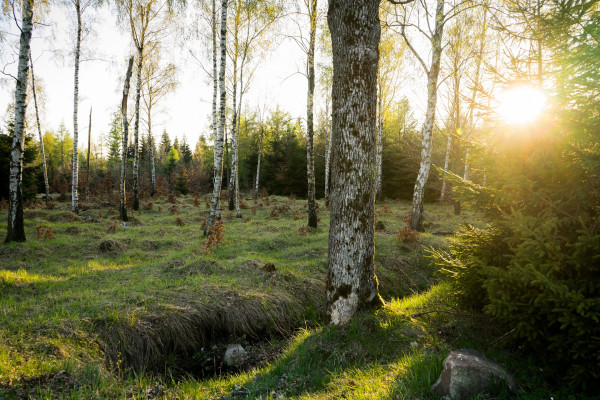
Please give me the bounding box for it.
[141,41,177,197]
[85,106,91,201]
[389,0,469,231]
[305,0,317,228]
[119,0,170,210]
[326,0,383,325]
[205,0,228,236]
[71,0,82,213]
[120,57,134,222]
[5,0,34,243]
[29,53,50,205]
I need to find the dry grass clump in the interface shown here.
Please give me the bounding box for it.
[97,211,105,220]
[193,197,200,207]
[382,204,392,214]
[98,238,123,253]
[251,206,257,215]
[240,199,248,209]
[170,206,180,216]
[143,202,154,210]
[202,220,224,253]
[107,220,119,234]
[293,208,300,220]
[396,226,419,243]
[175,217,186,226]
[35,225,54,239]
[270,208,278,218]
[108,208,117,215]
[167,194,177,204]
[298,226,307,236]
[158,205,163,213]
[200,217,207,231]
[244,217,251,223]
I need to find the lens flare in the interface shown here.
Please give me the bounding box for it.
[496,86,547,124]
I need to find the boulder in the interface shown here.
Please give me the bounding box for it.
[224,344,247,367]
[432,349,517,399]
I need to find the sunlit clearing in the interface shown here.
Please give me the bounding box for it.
[496,86,547,124]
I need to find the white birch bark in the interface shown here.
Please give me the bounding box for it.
[6,0,34,243]
[205,0,228,236]
[120,57,134,222]
[149,114,156,197]
[72,0,82,214]
[306,0,317,228]
[327,0,383,325]
[132,46,143,210]
[85,106,92,201]
[439,134,452,203]
[409,0,445,232]
[212,0,218,145]
[29,53,50,206]
[228,1,240,212]
[375,80,383,201]
[324,99,331,207]
[254,125,262,199]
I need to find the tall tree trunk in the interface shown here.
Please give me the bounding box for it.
[72,0,82,214]
[409,0,445,232]
[85,106,92,202]
[29,53,50,206]
[254,125,262,199]
[120,57,134,222]
[149,106,156,197]
[375,80,383,201]
[228,3,239,212]
[212,0,218,144]
[6,0,34,243]
[464,6,488,181]
[234,70,244,218]
[306,0,318,229]
[439,134,452,203]
[205,0,229,236]
[132,47,143,210]
[324,98,331,207]
[326,0,383,326]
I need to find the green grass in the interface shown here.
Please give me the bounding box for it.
[0,194,583,399]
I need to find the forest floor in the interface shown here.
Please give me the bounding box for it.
[0,194,585,399]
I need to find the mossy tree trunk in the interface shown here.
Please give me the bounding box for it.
[326,0,384,326]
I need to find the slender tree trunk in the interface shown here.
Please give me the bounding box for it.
[228,6,239,212]
[234,72,244,218]
[72,0,82,214]
[149,107,156,197]
[305,0,318,229]
[439,134,452,203]
[120,57,134,222]
[85,106,92,201]
[254,125,262,199]
[29,53,50,206]
[132,47,143,210]
[6,0,34,243]
[327,0,383,326]
[375,81,383,201]
[205,0,229,236]
[409,0,445,232]
[212,0,218,144]
[324,98,331,207]
[464,6,487,181]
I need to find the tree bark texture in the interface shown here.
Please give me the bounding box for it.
[212,0,218,145]
[6,0,34,243]
[85,107,92,201]
[132,47,144,210]
[439,134,452,203]
[375,80,383,201]
[326,0,383,326]
[324,121,331,207]
[149,120,156,197]
[72,0,82,214]
[305,0,318,229]
[120,57,135,222]
[228,1,240,212]
[29,53,50,206]
[205,0,228,236]
[410,0,445,232]
[254,126,262,199]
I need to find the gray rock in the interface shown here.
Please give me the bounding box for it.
[432,349,517,399]
[224,344,247,367]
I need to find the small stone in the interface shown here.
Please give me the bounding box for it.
[432,348,517,399]
[224,344,247,366]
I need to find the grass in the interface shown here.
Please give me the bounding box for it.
[0,193,584,399]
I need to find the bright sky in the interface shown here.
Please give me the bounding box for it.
[0,3,310,150]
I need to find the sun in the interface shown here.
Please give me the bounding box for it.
[496,85,547,124]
